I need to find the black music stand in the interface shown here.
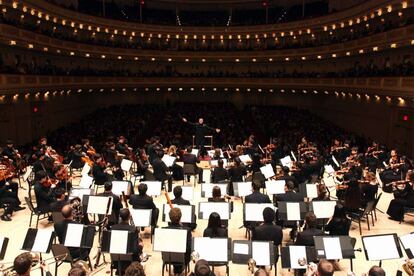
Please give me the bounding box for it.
[192,237,231,275]
[101,230,135,276]
[0,237,9,261]
[399,232,414,259]
[314,236,355,270]
[281,246,316,269]
[277,201,307,222]
[362,233,403,267]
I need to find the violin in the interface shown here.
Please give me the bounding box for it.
[82,156,94,167]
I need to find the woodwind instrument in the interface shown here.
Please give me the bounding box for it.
[122,191,129,208]
[164,191,173,208]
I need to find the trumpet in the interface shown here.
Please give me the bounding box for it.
[402,259,414,275]
[247,258,256,274]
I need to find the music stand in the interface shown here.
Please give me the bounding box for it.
[102,230,135,276]
[260,164,275,179]
[111,181,132,196]
[232,240,251,264]
[277,202,307,222]
[193,237,230,274]
[129,209,152,227]
[239,154,252,165]
[243,203,276,222]
[233,182,253,197]
[281,246,316,269]
[299,183,318,199]
[314,236,355,260]
[81,163,91,176]
[120,159,133,172]
[253,241,275,266]
[280,156,292,168]
[83,195,113,215]
[69,188,94,201]
[265,180,286,195]
[170,185,194,201]
[162,204,195,224]
[310,200,337,219]
[198,202,231,220]
[362,233,403,266]
[162,155,176,168]
[22,229,55,276]
[140,181,162,197]
[201,183,228,198]
[399,232,414,259]
[0,237,9,261]
[64,223,95,249]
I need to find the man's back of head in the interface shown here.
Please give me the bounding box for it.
[368,265,385,276]
[318,259,334,276]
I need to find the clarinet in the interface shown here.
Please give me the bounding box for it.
[94,197,112,268]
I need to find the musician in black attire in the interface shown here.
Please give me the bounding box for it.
[295,212,324,246]
[50,188,68,212]
[182,117,220,152]
[182,147,204,184]
[111,208,143,275]
[2,140,20,163]
[129,183,159,228]
[203,212,227,238]
[252,208,283,262]
[0,177,23,221]
[116,136,129,156]
[211,159,229,183]
[34,171,56,213]
[245,181,271,204]
[324,204,351,235]
[163,207,192,275]
[54,205,90,260]
[152,151,172,192]
[171,186,197,231]
[228,158,247,195]
[276,167,298,188]
[274,181,303,205]
[147,136,162,165]
[98,182,123,225]
[92,154,111,186]
[67,145,84,169]
[387,171,414,221]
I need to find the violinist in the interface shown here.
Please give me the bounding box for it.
[135,148,152,180]
[360,172,379,206]
[34,170,56,214]
[116,136,134,160]
[53,164,72,191]
[387,170,414,221]
[68,145,84,169]
[2,140,20,164]
[166,145,184,181]
[342,176,362,213]
[380,149,405,190]
[103,142,118,166]
[211,159,229,183]
[330,139,348,163]
[81,139,96,156]
[147,136,163,165]
[0,159,24,221]
[92,154,111,186]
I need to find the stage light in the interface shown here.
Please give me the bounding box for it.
[317,55,322,59]
[101,55,106,59]
[252,58,257,62]
[390,43,397,48]
[285,57,289,61]
[10,40,16,45]
[359,49,364,54]
[151,57,155,61]
[235,59,240,62]
[373,47,378,51]
[167,58,172,62]
[301,57,306,60]
[332,53,337,58]
[281,89,285,93]
[27,44,33,49]
[323,26,328,31]
[269,58,273,62]
[43,47,48,52]
[402,1,408,9]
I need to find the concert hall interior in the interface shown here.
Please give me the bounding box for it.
[0,0,414,275]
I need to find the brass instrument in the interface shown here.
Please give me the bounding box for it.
[247,258,256,274]
[191,251,200,263]
[69,197,83,223]
[403,259,414,275]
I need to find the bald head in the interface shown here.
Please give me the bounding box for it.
[318,259,334,276]
[61,205,73,219]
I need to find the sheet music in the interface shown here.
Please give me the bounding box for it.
[79,175,93,189]
[265,180,285,195]
[376,170,384,186]
[289,246,307,269]
[239,154,252,164]
[234,243,249,255]
[400,233,414,255]
[199,202,230,220]
[31,229,53,253]
[252,242,271,266]
[121,159,133,172]
[111,181,130,196]
[280,156,292,168]
[170,186,193,201]
[245,203,276,222]
[86,196,113,215]
[324,165,335,175]
[81,163,90,176]
[23,166,32,182]
[208,150,224,158]
[164,204,193,223]
[110,230,129,254]
[287,202,301,221]
[194,237,228,262]
[291,151,297,162]
[234,182,252,197]
[153,228,187,253]
[162,155,176,167]
[322,176,336,189]
[210,159,228,168]
[70,188,92,201]
[191,149,199,156]
[64,223,84,247]
[363,235,400,261]
[323,237,343,259]
[332,156,340,167]
[312,201,336,219]
[202,183,227,198]
[129,208,152,227]
[141,181,162,196]
[306,184,318,198]
[0,236,4,253]
[260,164,275,179]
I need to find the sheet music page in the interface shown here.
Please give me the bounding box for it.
[23,166,32,181]
[234,243,249,255]
[291,151,297,162]
[239,154,252,164]
[199,202,230,219]
[70,188,92,201]
[191,149,199,156]
[0,236,4,253]
[235,182,252,197]
[121,159,133,172]
[79,175,93,189]
[111,181,129,196]
[322,176,336,189]
[306,184,318,198]
[31,229,53,253]
[194,237,228,262]
[64,223,84,247]
[81,163,90,176]
[323,237,343,259]
[162,155,176,167]
[142,181,162,196]
[363,235,400,260]
[245,203,275,222]
[400,233,414,255]
[202,183,227,198]
[280,156,292,168]
[332,156,340,167]
[210,159,228,168]
[129,208,152,227]
[324,165,335,175]
[312,201,336,219]
[287,202,301,221]
[153,228,187,253]
[110,230,129,254]
[252,242,271,266]
[87,196,113,215]
[170,186,194,201]
[164,204,193,223]
[265,180,285,195]
[289,246,307,269]
[260,164,275,179]
[376,171,384,186]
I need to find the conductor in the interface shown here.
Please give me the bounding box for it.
[182,117,220,150]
